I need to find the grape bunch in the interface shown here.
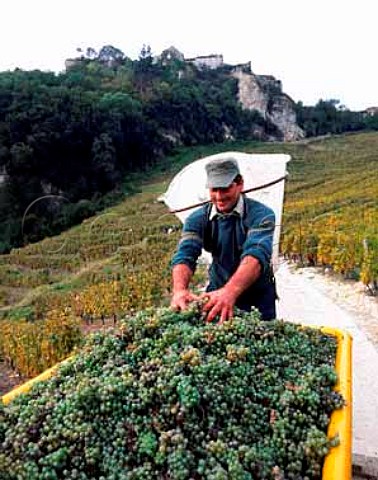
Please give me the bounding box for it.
[0,306,344,479]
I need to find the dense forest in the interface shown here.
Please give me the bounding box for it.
[0,44,377,253]
[295,99,378,136]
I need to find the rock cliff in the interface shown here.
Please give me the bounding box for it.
[162,45,306,142]
[154,47,305,141]
[231,68,305,141]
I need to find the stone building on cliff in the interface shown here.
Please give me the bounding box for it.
[160,47,304,141]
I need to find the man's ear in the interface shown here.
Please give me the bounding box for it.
[234,174,244,186]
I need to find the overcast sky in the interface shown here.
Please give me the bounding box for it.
[1,0,376,111]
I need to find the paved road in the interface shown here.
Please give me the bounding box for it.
[275,261,378,478]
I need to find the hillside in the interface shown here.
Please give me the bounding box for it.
[0,54,294,255]
[1,50,376,256]
[0,132,377,388]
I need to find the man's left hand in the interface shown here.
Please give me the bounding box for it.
[199,287,237,324]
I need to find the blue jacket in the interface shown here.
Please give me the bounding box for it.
[171,195,276,320]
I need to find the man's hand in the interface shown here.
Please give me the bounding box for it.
[199,255,261,323]
[200,287,238,324]
[171,264,199,311]
[170,290,200,311]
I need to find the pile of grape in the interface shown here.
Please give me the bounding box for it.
[0,306,344,480]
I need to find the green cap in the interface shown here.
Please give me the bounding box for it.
[205,157,240,188]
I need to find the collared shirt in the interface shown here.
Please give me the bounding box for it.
[208,195,244,220]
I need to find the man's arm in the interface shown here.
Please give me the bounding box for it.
[201,255,261,323]
[171,263,200,310]
[170,208,206,311]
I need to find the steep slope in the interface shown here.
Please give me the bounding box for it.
[231,67,305,141]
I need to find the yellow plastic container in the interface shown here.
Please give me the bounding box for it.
[2,327,352,479]
[321,327,353,480]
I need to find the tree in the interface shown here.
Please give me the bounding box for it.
[98,45,125,66]
[91,133,118,191]
[295,99,367,136]
[86,47,98,59]
[139,44,152,61]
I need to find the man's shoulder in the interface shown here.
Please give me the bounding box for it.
[185,204,208,225]
[244,197,275,221]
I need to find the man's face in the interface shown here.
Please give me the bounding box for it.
[209,180,244,213]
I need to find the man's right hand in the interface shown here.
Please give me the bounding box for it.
[170,290,199,311]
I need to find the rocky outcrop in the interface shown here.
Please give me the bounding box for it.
[268,93,305,142]
[231,69,305,142]
[67,46,305,143]
[233,70,269,116]
[176,49,305,142]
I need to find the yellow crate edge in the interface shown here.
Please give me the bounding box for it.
[2,356,74,405]
[321,326,353,480]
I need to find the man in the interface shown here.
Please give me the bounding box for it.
[170,156,277,322]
